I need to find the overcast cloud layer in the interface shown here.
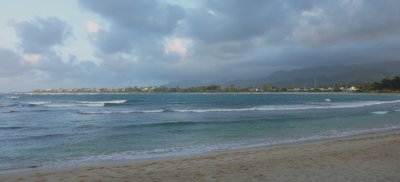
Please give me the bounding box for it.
[1,0,400,91]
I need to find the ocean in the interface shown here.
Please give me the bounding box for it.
[1,93,400,172]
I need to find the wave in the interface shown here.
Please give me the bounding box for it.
[52,125,400,168]
[371,111,389,115]
[78,100,127,104]
[23,100,127,108]
[27,102,51,106]
[79,109,164,114]
[0,104,16,108]
[30,133,70,140]
[181,100,400,112]
[104,117,301,130]
[44,104,77,108]
[6,96,19,99]
[110,121,206,129]
[258,100,400,111]
[77,100,127,107]
[77,99,400,114]
[0,126,25,130]
[2,110,52,113]
[2,110,19,113]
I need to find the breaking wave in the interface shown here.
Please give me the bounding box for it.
[79,109,164,114]
[6,96,19,99]
[77,100,127,107]
[27,102,51,106]
[78,99,400,114]
[371,111,389,115]
[25,100,127,107]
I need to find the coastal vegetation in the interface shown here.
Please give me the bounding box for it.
[30,76,400,93]
[363,76,400,92]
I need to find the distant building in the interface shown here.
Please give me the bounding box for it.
[340,86,359,92]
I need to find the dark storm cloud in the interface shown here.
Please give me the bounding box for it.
[185,0,311,43]
[178,0,400,78]
[32,0,399,86]
[289,0,400,46]
[2,0,400,92]
[12,17,71,54]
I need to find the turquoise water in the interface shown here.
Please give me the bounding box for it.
[1,93,400,171]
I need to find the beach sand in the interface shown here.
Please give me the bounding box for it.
[1,131,400,182]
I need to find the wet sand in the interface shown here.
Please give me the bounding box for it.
[1,130,400,182]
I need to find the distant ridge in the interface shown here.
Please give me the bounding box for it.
[167,61,400,88]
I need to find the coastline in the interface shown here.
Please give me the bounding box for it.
[2,130,400,182]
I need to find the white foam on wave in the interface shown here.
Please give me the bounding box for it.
[324,98,331,102]
[44,104,77,108]
[174,100,400,113]
[78,100,127,104]
[371,111,389,115]
[79,109,164,114]
[80,103,106,107]
[174,108,258,113]
[77,100,127,107]
[27,102,51,106]
[24,100,127,108]
[6,96,19,99]
[77,99,400,114]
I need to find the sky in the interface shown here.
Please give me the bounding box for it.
[1,0,400,92]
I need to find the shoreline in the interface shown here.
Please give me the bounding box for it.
[2,129,400,181]
[2,126,400,175]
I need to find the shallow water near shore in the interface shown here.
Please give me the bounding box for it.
[1,93,400,172]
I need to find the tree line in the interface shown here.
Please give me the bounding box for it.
[32,76,400,93]
[363,76,400,92]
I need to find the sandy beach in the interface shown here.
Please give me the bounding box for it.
[1,130,400,182]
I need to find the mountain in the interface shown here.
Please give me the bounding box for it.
[263,61,400,88]
[167,61,400,88]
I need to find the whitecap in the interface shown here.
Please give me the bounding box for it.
[27,102,51,106]
[44,104,77,108]
[6,96,19,99]
[78,100,127,104]
[174,108,258,113]
[371,111,389,115]
[172,100,400,113]
[80,103,106,107]
[78,109,164,114]
[78,99,400,114]
[75,100,127,107]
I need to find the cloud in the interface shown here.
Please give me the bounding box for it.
[164,37,191,57]
[0,48,26,77]
[290,0,400,46]
[85,21,100,33]
[3,0,400,92]
[3,17,106,86]
[12,17,72,54]
[79,0,185,54]
[71,0,400,84]
[183,0,310,43]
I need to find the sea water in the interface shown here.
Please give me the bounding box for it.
[1,93,400,172]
